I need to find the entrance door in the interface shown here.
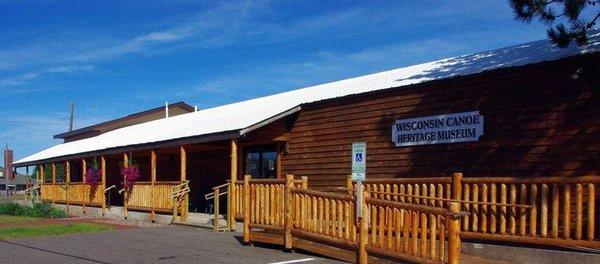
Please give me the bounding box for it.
[245,146,277,179]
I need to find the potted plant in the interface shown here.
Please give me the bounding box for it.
[120,157,140,194]
[85,158,101,202]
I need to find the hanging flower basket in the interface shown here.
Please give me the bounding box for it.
[121,164,140,193]
[85,159,101,186]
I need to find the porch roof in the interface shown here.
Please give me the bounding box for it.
[14,31,600,166]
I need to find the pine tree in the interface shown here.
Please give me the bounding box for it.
[510,0,600,47]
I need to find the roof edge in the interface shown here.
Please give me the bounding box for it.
[14,130,240,167]
[53,101,195,139]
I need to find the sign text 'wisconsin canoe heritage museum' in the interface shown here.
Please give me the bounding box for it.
[392,111,484,147]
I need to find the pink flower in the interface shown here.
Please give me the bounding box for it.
[120,166,140,190]
[85,168,101,185]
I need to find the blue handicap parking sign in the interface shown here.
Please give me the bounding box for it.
[355,153,363,162]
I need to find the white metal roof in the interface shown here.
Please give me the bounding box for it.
[14,32,600,165]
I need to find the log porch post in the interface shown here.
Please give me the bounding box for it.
[243,175,250,243]
[82,158,86,214]
[101,156,106,215]
[52,163,56,205]
[229,138,238,231]
[66,160,70,211]
[39,164,44,200]
[151,150,157,222]
[123,153,129,219]
[180,146,188,221]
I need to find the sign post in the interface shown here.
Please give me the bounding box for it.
[351,142,366,182]
[352,142,366,218]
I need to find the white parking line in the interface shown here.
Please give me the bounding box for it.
[268,258,315,264]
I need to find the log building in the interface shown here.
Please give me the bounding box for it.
[12,33,599,220]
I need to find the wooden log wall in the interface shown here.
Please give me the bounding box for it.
[282,53,600,189]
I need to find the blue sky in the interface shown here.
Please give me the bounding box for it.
[0,1,558,165]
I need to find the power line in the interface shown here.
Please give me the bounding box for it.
[0,120,67,126]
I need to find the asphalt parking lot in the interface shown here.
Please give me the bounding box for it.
[0,225,343,264]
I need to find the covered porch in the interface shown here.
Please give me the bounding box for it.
[26,116,292,225]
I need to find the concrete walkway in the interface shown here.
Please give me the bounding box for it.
[0,226,343,264]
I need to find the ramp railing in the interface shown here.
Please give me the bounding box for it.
[347,173,600,249]
[243,174,461,264]
[205,182,230,231]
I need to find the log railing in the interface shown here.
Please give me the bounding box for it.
[363,196,460,264]
[40,183,102,206]
[126,181,180,213]
[231,177,308,222]
[170,180,190,222]
[24,185,41,204]
[206,182,230,232]
[243,175,461,264]
[291,188,357,244]
[460,176,599,248]
[68,184,103,206]
[347,174,600,249]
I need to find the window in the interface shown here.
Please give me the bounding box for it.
[245,146,277,179]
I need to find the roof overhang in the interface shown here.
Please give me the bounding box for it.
[13,130,240,167]
[13,106,302,167]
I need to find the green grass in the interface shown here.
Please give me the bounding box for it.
[0,223,114,240]
[0,215,39,224]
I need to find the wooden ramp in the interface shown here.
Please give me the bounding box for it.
[241,175,462,264]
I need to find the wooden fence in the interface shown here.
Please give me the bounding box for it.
[243,175,461,264]
[349,173,600,249]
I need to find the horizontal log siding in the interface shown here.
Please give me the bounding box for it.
[282,53,600,188]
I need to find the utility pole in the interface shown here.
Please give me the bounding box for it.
[68,102,75,132]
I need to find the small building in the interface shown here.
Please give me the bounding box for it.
[0,166,36,194]
[12,33,600,219]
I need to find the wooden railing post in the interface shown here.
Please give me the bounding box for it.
[285,174,294,249]
[81,158,86,214]
[101,156,106,215]
[227,183,233,230]
[214,188,220,232]
[243,175,251,243]
[151,150,157,222]
[123,153,129,219]
[448,201,461,264]
[39,164,44,201]
[66,160,70,212]
[358,189,369,264]
[230,139,238,230]
[346,175,353,196]
[301,176,308,189]
[180,146,188,222]
[451,172,462,201]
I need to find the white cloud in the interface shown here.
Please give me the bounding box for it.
[0,73,39,87]
[46,64,94,73]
